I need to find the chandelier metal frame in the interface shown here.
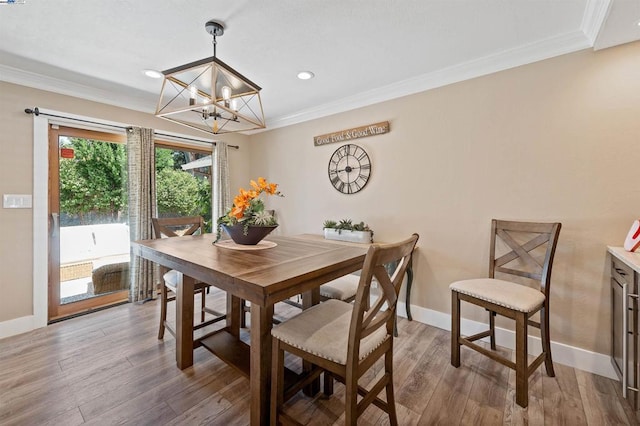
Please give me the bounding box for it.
[154,20,266,135]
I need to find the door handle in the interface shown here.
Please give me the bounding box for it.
[623,282,629,398]
[50,213,59,238]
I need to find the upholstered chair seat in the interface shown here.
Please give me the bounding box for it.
[271,299,388,365]
[450,278,545,313]
[319,274,360,302]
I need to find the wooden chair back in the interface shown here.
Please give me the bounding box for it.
[489,219,561,299]
[348,234,419,363]
[152,216,204,239]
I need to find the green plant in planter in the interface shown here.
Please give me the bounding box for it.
[323,218,373,238]
[253,210,277,226]
[336,219,353,232]
[352,221,369,232]
[323,220,338,229]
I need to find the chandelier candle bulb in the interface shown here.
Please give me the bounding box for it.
[222,86,232,101]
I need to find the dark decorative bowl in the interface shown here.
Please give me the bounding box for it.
[222,223,278,245]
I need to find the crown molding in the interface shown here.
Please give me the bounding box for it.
[0,63,155,114]
[2,28,593,133]
[581,0,612,46]
[266,30,592,131]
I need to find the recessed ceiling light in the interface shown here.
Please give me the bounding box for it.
[297,71,315,80]
[144,69,163,79]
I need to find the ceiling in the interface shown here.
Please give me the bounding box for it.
[1,0,639,133]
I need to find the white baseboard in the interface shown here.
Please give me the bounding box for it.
[396,301,617,380]
[0,315,42,340]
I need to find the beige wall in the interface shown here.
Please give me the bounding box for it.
[0,82,251,322]
[249,42,640,355]
[2,41,639,356]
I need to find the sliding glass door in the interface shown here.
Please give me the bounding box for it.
[48,126,129,321]
[48,126,212,321]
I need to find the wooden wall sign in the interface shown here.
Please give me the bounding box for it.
[314,121,389,146]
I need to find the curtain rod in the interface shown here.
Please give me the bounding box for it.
[24,107,239,149]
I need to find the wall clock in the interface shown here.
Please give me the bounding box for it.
[327,144,371,194]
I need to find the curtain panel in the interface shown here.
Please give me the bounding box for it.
[127,127,157,302]
[212,141,231,226]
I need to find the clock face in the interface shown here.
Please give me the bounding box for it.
[327,144,371,194]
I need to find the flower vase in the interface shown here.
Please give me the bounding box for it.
[222,223,278,245]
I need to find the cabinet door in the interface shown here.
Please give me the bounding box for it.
[612,276,625,379]
[612,256,638,408]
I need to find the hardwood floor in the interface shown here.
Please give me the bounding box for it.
[0,288,636,425]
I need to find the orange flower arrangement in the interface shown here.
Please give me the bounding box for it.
[230,177,280,219]
[217,177,283,240]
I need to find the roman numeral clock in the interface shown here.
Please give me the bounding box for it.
[327,144,371,194]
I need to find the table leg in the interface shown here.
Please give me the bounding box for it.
[250,303,274,425]
[392,258,415,336]
[302,288,321,396]
[301,287,320,309]
[405,265,414,321]
[226,294,242,338]
[176,272,195,369]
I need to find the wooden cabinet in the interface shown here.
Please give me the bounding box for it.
[609,246,640,409]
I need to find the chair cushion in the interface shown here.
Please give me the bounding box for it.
[271,299,388,365]
[162,270,206,291]
[450,278,545,313]
[163,270,179,290]
[320,274,360,301]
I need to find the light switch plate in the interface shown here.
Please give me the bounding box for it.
[3,194,33,208]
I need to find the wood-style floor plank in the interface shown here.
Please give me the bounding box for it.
[503,352,544,425]
[542,362,589,424]
[0,289,636,425]
[460,342,510,425]
[612,371,640,425]
[40,407,85,426]
[395,325,449,415]
[417,344,481,425]
[576,368,630,425]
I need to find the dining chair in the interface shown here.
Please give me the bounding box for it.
[276,274,360,312]
[450,219,561,408]
[270,234,419,425]
[152,216,227,339]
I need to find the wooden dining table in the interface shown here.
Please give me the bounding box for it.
[130,233,369,425]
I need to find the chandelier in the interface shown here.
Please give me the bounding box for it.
[155,20,265,135]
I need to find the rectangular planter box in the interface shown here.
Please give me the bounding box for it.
[323,228,372,244]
